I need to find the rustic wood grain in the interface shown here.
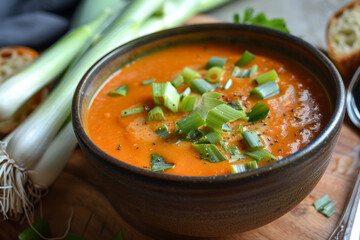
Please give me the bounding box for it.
[1,15,359,240]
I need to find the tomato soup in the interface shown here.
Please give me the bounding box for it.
[85,42,331,176]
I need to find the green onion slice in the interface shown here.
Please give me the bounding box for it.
[150,154,174,172]
[108,85,128,96]
[206,57,228,69]
[154,124,170,138]
[245,149,277,162]
[251,81,280,99]
[18,219,50,240]
[146,106,165,122]
[186,129,204,142]
[197,130,222,144]
[194,91,225,118]
[232,65,258,78]
[235,50,256,66]
[247,102,270,123]
[180,95,197,112]
[163,82,180,112]
[190,78,215,94]
[205,66,223,83]
[229,154,246,163]
[222,123,234,132]
[142,78,155,85]
[206,104,246,130]
[241,130,264,148]
[152,82,166,105]
[313,194,336,217]
[176,112,205,135]
[220,141,231,154]
[171,75,184,88]
[320,200,336,217]
[314,194,331,211]
[181,67,201,83]
[230,160,258,173]
[224,79,233,90]
[193,144,227,163]
[229,99,243,110]
[255,69,278,85]
[180,87,191,100]
[121,107,144,117]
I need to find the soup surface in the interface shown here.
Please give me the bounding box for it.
[86,42,331,176]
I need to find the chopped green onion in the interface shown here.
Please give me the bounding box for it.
[108,85,128,96]
[206,57,228,69]
[222,123,234,132]
[241,130,264,149]
[223,79,233,90]
[247,102,270,123]
[112,229,125,240]
[18,219,50,240]
[186,129,204,142]
[232,65,258,78]
[229,144,241,155]
[193,144,226,163]
[255,69,278,85]
[121,107,144,117]
[235,50,256,66]
[176,112,205,135]
[180,87,191,100]
[229,99,244,110]
[220,141,231,154]
[181,67,201,83]
[190,78,215,94]
[313,195,336,217]
[206,104,246,130]
[163,82,180,112]
[229,154,246,163]
[152,82,166,105]
[66,233,84,240]
[171,75,184,88]
[230,160,258,173]
[194,91,225,118]
[180,95,197,112]
[205,66,223,83]
[245,149,277,162]
[150,154,174,172]
[197,130,222,144]
[251,81,280,99]
[146,106,165,122]
[154,124,170,138]
[142,78,155,85]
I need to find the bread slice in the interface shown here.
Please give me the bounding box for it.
[327,0,360,82]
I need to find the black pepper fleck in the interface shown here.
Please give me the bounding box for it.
[295,116,303,121]
[291,109,295,112]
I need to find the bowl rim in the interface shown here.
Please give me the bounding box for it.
[72,23,345,183]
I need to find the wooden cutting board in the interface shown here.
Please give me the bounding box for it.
[1,15,360,240]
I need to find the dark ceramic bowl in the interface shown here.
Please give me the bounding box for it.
[72,24,345,239]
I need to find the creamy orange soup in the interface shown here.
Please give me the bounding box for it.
[85,42,331,176]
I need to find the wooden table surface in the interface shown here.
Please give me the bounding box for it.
[1,15,360,240]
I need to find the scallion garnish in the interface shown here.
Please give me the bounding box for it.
[171,75,184,88]
[206,57,228,69]
[223,79,233,90]
[197,130,222,144]
[18,218,50,240]
[313,194,336,217]
[206,104,246,130]
[255,69,278,85]
[230,160,258,173]
[231,65,258,78]
[229,99,243,110]
[247,101,270,123]
[205,66,223,83]
[190,78,215,94]
[181,67,201,83]
[229,144,241,155]
[108,85,128,96]
[222,123,234,132]
[193,144,226,162]
[176,112,205,135]
[121,106,144,117]
[250,81,280,99]
[150,154,174,172]
[235,50,256,66]
[180,95,197,112]
[220,141,231,154]
[163,82,180,112]
[154,124,170,138]
[194,91,225,118]
[152,82,166,105]
[146,106,165,122]
[180,87,191,100]
[245,149,277,162]
[186,129,204,142]
[229,154,246,163]
[142,78,155,85]
[241,130,264,149]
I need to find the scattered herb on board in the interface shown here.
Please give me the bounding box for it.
[313,194,336,217]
